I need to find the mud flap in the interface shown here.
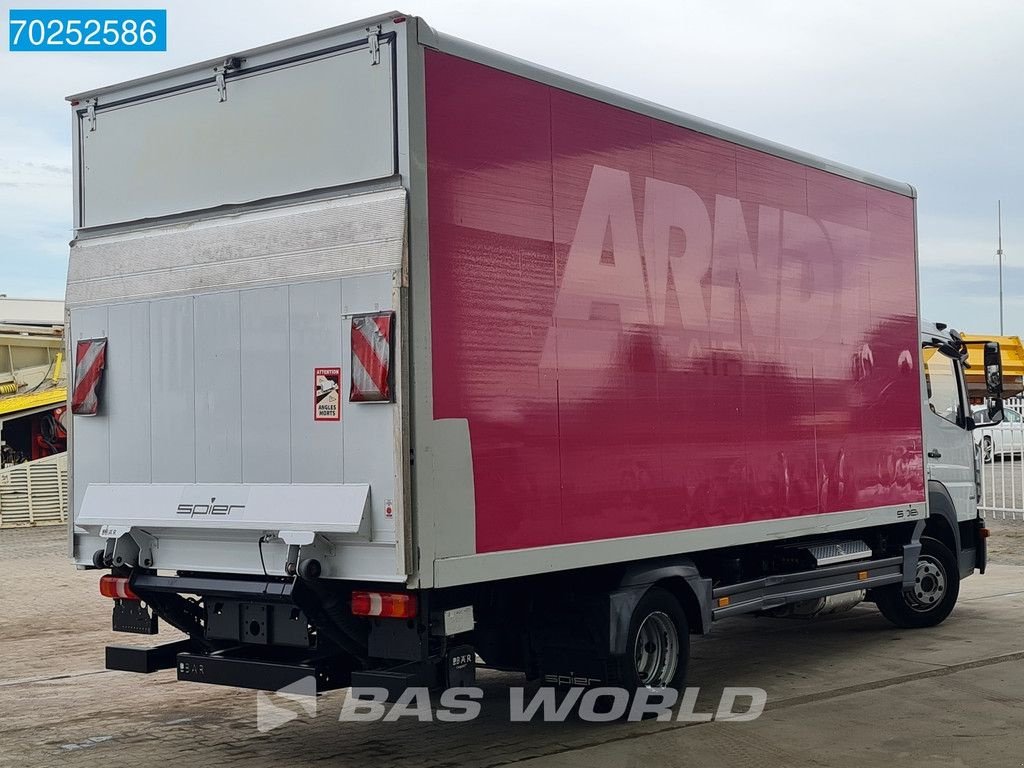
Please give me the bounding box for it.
[446,644,475,688]
[112,599,158,634]
[976,518,988,574]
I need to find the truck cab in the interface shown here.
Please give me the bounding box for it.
[918,322,1001,599]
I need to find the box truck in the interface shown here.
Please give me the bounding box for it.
[66,12,1003,696]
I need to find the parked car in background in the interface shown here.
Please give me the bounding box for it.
[973,405,1024,462]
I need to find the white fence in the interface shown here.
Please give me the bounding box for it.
[977,396,1024,520]
[0,452,68,528]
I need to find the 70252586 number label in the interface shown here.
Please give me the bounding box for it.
[8,9,166,52]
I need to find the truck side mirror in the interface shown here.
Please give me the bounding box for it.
[984,341,1004,424]
[984,341,1003,395]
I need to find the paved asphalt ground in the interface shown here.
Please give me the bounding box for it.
[2,520,1023,768]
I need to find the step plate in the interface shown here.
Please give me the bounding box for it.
[805,540,872,566]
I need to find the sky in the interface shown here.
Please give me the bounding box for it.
[0,0,1020,335]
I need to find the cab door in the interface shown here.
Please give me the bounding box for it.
[922,346,976,522]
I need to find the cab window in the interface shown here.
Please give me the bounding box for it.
[923,347,962,425]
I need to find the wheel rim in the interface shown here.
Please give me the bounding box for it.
[906,555,947,612]
[983,437,993,462]
[633,611,679,687]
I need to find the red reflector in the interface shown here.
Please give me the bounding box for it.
[99,575,139,601]
[350,313,394,402]
[71,338,108,415]
[351,591,417,618]
[981,527,991,539]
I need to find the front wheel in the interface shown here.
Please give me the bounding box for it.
[875,537,960,628]
[981,436,994,464]
[611,587,689,691]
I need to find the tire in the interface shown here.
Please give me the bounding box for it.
[982,436,994,464]
[876,537,960,628]
[611,587,689,691]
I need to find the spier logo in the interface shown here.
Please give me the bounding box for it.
[177,497,245,518]
[549,165,871,343]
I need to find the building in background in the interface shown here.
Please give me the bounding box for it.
[0,297,64,327]
[0,298,68,527]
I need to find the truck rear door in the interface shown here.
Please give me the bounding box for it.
[67,23,411,584]
[74,28,398,228]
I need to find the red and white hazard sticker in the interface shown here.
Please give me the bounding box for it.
[350,313,393,402]
[71,338,107,415]
[314,367,341,421]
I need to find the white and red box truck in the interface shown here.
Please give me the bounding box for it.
[67,13,1002,695]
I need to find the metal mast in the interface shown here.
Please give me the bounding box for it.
[998,200,1004,335]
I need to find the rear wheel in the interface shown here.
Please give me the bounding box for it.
[876,537,960,628]
[612,587,688,691]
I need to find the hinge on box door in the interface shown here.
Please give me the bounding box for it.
[367,26,381,65]
[214,56,243,102]
[83,99,97,132]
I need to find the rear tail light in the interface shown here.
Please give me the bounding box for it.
[351,590,417,618]
[71,338,107,415]
[350,313,394,402]
[99,575,139,601]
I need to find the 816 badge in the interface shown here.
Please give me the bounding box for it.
[314,367,341,421]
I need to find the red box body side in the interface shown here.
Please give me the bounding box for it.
[424,50,923,554]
